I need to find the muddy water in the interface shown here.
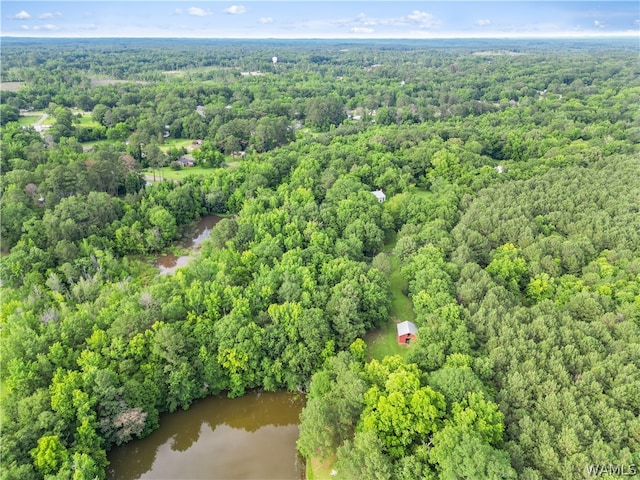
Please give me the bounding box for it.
[183,215,222,249]
[156,215,221,275]
[107,391,305,480]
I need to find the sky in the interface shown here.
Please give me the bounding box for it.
[2,1,639,39]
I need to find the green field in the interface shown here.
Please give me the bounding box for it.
[365,253,413,361]
[73,112,101,127]
[387,256,415,323]
[160,138,198,151]
[306,456,338,480]
[17,111,53,127]
[144,164,221,182]
[363,208,420,361]
[17,116,38,126]
[80,140,102,149]
[412,187,433,200]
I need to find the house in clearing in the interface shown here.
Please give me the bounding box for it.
[177,156,195,167]
[397,321,418,345]
[371,189,386,203]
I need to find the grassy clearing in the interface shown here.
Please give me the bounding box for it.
[17,116,38,126]
[388,256,415,322]
[22,110,46,116]
[383,231,398,252]
[20,111,53,126]
[0,82,25,92]
[73,113,100,127]
[144,165,221,182]
[365,244,415,361]
[412,187,433,200]
[364,315,409,361]
[160,138,197,151]
[307,456,337,480]
[80,140,103,150]
[90,78,149,87]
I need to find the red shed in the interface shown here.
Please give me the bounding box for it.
[397,321,418,345]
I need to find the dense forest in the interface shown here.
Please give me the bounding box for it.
[1,38,639,479]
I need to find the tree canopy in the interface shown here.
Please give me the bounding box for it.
[1,38,638,479]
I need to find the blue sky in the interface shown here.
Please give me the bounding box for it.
[2,1,639,38]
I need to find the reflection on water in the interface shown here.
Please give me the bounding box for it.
[156,254,192,274]
[155,215,221,275]
[183,215,222,249]
[107,391,305,480]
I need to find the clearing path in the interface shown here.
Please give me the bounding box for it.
[309,238,416,479]
[364,236,415,360]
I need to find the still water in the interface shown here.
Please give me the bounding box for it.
[107,391,305,480]
[156,215,222,275]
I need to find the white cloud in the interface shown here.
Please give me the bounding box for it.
[175,8,184,15]
[21,25,29,30]
[259,17,273,24]
[376,10,440,29]
[476,19,491,26]
[38,12,62,20]
[82,24,98,30]
[280,9,442,36]
[188,7,212,17]
[354,13,377,27]
[351,27,374,34]
[407,10,429,22]
[406,10,438,28]
[224,5,247,15]
[33,24,60,31]
[594,20,606,28]
[12,10,32,20]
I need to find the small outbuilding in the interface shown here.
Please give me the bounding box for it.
[397,321,418,345]
[371,189,386,203]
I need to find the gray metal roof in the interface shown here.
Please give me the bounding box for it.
[397,321,418,336]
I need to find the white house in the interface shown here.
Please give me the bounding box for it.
[371,190,386,203]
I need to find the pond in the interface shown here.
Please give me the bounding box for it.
[155,215,221,275]
[107,391,305,480]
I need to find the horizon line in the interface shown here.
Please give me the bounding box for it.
[2,32,638,40]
